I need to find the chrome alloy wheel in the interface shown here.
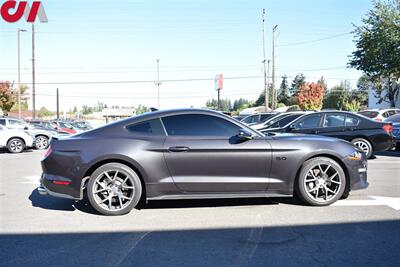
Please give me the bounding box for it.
[92,170,135,212]
[304,163,342,203]
[9,139,24,153]
[35,136,49,150]
[353,140,370,156]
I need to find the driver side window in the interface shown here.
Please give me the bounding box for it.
[162,114,241,137]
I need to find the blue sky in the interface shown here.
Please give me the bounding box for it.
[0,0,372,111]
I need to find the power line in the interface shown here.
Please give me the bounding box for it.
[19,75,263,85]
[278,33,351,47]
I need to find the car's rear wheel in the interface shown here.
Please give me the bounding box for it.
[87,163,142,216]
[351,138,373,158]
[34,135,49,150]
[7,138,25,153]
[297,157,346,206]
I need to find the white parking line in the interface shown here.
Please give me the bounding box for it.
[22,176,41,185]
[332,196,400,211]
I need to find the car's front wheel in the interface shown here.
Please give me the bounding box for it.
[7,138,25,153]
[34,135,49,150]
[87,163,142,216]
[296,157,346,206]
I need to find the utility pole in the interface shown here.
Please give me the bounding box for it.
[155,59,161,109]
[262,9,268,112]
[56,88,59,119]
[32,24,36,119]
[271,25,278,110]
[266,59,271,107]
[17,28,27,119]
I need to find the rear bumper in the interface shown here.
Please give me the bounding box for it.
[40,173,84,200]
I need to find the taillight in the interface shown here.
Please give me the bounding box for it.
[383,124,393,134]
[43,146,52,158]
[53,181,71,185]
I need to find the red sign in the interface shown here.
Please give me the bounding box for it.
[1,1,48,23]
[215,74,223,91]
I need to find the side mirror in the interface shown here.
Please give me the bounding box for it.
[289,124,296,131]
[24,126,29,130]
[237,129,253,141]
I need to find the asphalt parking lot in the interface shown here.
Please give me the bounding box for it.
[0,149,399,267]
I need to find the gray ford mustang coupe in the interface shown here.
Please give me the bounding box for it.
[39,109,368,215]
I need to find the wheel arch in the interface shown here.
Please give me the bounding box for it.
[7,136,26,145]
[82,157,147,202]
[294,153,350,196]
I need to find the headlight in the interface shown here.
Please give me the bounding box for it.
[347,151,363,161]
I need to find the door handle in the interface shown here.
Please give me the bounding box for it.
[168,146,190,152]
[314,130,320,134]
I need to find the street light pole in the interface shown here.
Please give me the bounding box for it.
[32,24,36,119]
[262,9,268,112]
[17,28,27,119]
[272,25,278,110]
[156,59,161,109]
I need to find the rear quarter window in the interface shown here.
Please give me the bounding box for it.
[126,119,165,136]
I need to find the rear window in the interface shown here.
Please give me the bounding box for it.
[126,119,165,136]
[358,111,379,118]
[345,116,360,126]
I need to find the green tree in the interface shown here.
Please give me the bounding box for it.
[323,81,352,110]
[206,98,231,111]
[232,98,249,111]
[349,0,400,107]
[317,76,328,92]
[290,73,306,95]
[135,104,149,115]
[38,107,54,118]
[277,75,291,105]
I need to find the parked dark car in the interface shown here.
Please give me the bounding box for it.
[385,113,400,150]
[39,109,368,216]
[257,113,307,131]
[241,112,276,126]
[261,111,395,158]
[51,121,77,135]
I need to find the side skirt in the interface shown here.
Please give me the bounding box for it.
[147,193,292,201]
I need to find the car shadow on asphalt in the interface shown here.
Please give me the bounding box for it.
[374,150,400,158]
[29,188,305,215]
[29,188,100,215]
[1,220,399,267]
[0,148,36,154]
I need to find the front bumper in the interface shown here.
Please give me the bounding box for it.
[345,157,369,191]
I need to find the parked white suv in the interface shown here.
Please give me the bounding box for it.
[358,109,400,122]
[0,125,35,153]
[0,117,55,149]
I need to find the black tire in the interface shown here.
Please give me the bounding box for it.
[395,143,400,151]
[87,163,142,216]
[34,135,50,150]
[6,138,25,153]
[296,157,346,206]
[351,138,373,159]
